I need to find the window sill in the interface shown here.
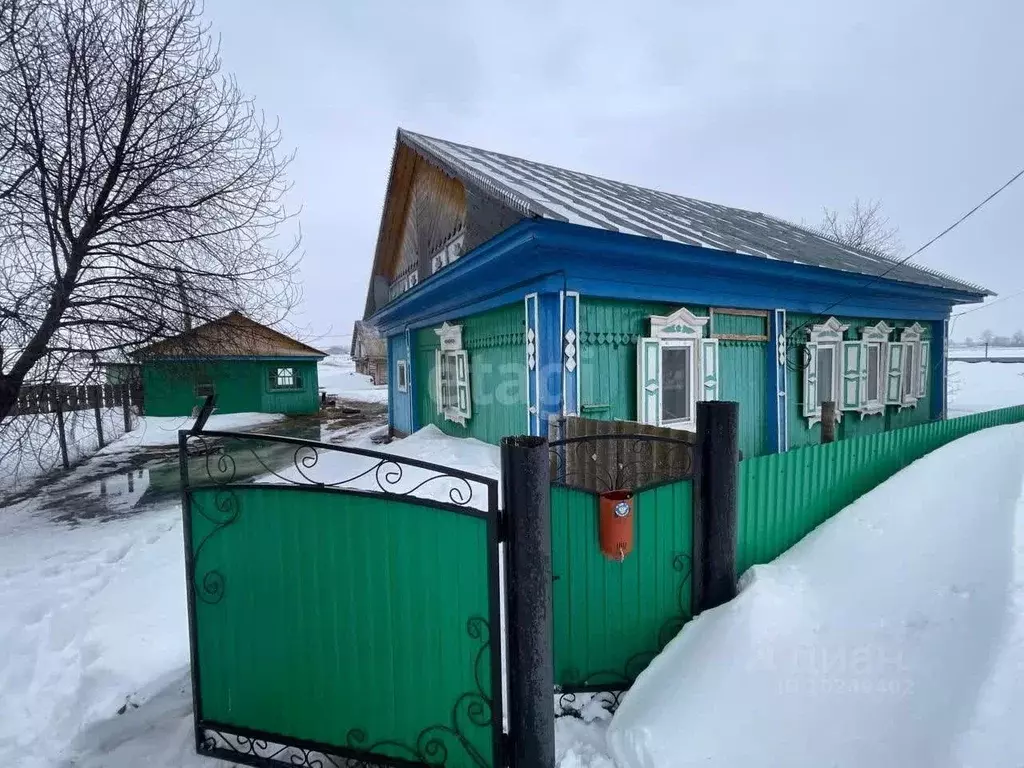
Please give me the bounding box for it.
[442,409,468,427]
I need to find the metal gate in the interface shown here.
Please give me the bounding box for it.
[547,422,697,716]
[180,428,505,768]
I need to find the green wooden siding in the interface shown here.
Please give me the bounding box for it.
[550,480,693,688]
[414,303,525,444]
[577,298,767,456]
[719,340,768,457]
[142,358,319,416]
[786,314,932,448]
[579,298,680,421]
[189,486,495,766]
[738,404,1024,575]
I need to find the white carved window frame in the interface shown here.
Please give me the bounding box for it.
[434,322,472,426]
[898,322,928,409]
[858,321,893,416]
[804,316,849,426]
[637,306,717,432]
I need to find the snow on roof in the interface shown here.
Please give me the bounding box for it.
[399,130,988,296]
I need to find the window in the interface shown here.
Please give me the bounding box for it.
[396,359,408,393]
[803,317,848,425]
[895,323,929,408]
[434,322,472,425]
[857,321,894,415]
[661,345,694,424]
[866,344,880,402]
[269,366,303,391]
[636,306,718,432]
[194,375,214,398]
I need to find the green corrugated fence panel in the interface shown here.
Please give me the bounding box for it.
[739,405,1024,575]
[189,487,494,767]
[550,480,693,688]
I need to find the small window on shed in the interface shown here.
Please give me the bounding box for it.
[396,359,408,393]
[195,375,214,398]
[269,366,303,391]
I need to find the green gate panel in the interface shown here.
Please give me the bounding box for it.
[550,480,693,689]
[188,486,496,767]
[738,404,1024,575]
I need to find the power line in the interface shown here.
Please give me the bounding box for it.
[951,285,1024,318]
[786,164,1024,350]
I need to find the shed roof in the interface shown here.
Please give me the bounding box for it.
[132,311,327,360]
[395,129,987,297]
[350,320,386,359]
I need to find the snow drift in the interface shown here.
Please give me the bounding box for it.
[607,424,1024,768]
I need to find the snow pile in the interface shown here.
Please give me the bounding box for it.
[261,424,500,509]
[318,353,388,404]
[605,424,1024,768]
[948,361,1024,416]
[1,408,127,495]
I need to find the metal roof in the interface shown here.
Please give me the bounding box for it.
[400,129,988,296]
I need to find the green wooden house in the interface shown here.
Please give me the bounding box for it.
[133,312,326,417]
[363,130,988,455]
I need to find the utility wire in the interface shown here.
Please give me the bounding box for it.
[951,285,1024,318]
[786,165,1024,351]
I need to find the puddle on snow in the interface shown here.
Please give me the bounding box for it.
[42,421,330,523]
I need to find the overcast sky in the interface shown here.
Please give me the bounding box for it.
[205,0,1023,346]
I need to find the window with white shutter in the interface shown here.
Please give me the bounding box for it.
[858,321,893,416]
[434,322,472,426]
[803,317,848,426]
[636,306,715,432]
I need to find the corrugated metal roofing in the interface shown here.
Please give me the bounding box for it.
[399,129,987,296]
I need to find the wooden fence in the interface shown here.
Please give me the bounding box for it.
[11,382,144,469]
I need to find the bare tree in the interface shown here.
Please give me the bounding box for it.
[819,198,902,257]
[0,0,300,423]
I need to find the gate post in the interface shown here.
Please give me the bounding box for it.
[693,401,739,613]
[501,435,555,768]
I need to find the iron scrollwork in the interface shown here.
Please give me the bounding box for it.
[198,617,494,768]
[190,488,239,604]
[187,433,478,507]
[549,433,695,495]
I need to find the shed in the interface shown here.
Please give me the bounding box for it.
[362,129,989,451]
[133,312,326,417]
[350,320,388,385]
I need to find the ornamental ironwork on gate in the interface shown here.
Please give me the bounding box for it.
[179,428,505,768]
[547,420,698,719]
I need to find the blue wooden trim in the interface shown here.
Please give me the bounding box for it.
[369,219,980,335]
[406,327,417,431]
[146,355,325,362]
[538,292,563,438]
[931,317,947,420]
[524,293,540,435]
[561,291,580,416]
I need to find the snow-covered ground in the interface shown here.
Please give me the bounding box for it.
[318,353,388,404]
[603,424,1024,768]
[107,411,284,450]
[948,361,1024,415]
[4,359,1024,767]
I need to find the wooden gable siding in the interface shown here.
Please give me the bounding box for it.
[367,139,526,316]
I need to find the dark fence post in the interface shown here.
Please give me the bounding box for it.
[122,382,132,433]
[53,387,70,470]
[821,401,837,444]
[694,401,739,613]
[501,435,555,768]
[92,385,105,449]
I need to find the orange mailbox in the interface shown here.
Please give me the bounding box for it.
[599,490,634,562]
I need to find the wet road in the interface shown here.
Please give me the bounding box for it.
[4,404,387,523]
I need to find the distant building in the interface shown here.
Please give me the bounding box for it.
[350,321,388,385]
[132,311,326,416]
[361,129,989,447]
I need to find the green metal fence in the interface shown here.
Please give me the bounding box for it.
[738,404,1024,575]
[182,431,504,768]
